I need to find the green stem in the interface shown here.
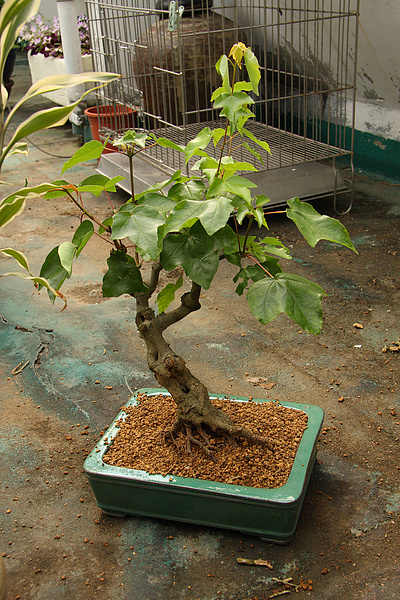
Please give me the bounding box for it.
[216,62,238,178]
[128,151,135,201]
[65,188,111,233]
[242,216,254,255]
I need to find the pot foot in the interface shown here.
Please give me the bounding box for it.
[101,509,126,518]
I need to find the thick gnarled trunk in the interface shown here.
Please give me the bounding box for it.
[133,265,274,453]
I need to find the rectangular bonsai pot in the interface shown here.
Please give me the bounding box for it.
[84,389,324,543]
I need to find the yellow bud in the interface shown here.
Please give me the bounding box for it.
[229,42,247,67]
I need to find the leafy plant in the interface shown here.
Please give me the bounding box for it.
[0,42,356,453]
[0,0,119,300]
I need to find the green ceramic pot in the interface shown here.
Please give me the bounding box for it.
[84,389,324,543]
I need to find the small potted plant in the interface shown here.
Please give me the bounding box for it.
[17,11,93,106]
[1,41,356,542]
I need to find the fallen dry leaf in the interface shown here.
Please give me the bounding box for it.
[246,377,276,389]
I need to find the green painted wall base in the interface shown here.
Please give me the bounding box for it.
[84,389,324,544]
[352,129,400,183]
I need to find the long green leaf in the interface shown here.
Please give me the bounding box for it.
[286,198,357,251]
[8,73,120,120]
[0,271,67,309]
[0,0,40,78]
[0,194,26,228]
[0,247,31,272]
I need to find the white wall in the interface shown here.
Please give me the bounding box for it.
[354,0,400,142]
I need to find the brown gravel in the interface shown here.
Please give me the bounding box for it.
[103,393,308,488]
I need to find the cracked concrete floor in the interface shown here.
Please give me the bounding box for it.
[0,52,400,600]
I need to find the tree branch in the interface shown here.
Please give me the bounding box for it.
[158,281,201,332]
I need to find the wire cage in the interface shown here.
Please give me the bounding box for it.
[85,0,360,207]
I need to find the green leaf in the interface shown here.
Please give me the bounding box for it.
[157,274,183,313]
[242,128,271,155]
[113,130,148,148]
[234,259,283,295]
[111,204,165,260]
[168,179,205,202]
[1,73,119,168]
[222,175,257,203]
[213,91,254,128]
[156,137,184,153]
[160,222,219,289]
[247,273,326,334]
[6,141,29,157]
[134,170,182,200]
[212,128,226,147]
[72,220,94,257]
[8,73,119,120]
[191,156,219,183]
[165,195,234,237]
[259,236,291,260]
[137,192,176,215]
[219,157,258,179]
[99,217,112,235]
[242,141,263,164]
[233,81,253,92]
[0,247,31,272]
[212,223,238,254]
[286,198,357,251]
[61,141,104,174]
[244,47,261,95]
[184,127,212,164]
[77,174,124,196]
[215,54,230,92]
[102,251,148,297]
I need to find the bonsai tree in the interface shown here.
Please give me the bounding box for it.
[0,42,356,454]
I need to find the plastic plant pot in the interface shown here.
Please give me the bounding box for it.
[84,389,324,543]
[84,105,137,153]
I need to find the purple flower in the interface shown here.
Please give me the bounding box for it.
[16,13,91,58]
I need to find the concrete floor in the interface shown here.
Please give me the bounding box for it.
[0,53,399,600]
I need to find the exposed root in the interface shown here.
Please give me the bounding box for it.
[164,414,276,457]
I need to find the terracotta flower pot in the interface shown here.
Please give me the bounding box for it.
[84,105,137,154]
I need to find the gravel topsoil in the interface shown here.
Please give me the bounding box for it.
[103,392,309,488]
